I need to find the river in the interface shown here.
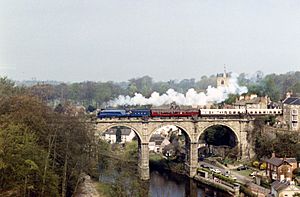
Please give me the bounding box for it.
[149,170,231,197]
[98,161,232,197]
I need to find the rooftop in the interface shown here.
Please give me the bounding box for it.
[283,97,300,105]
[271,181,289,191]
[271,181,300,192]
[150,134,164,142]
[265,157,297,167]
[234,97,262,106]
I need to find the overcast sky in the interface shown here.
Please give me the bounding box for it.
[0,0,300,82]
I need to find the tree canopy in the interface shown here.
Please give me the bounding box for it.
[0,77,95,196]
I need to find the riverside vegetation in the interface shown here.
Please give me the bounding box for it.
[0,78,97,197]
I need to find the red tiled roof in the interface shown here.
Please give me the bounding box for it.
[265,157,297,167]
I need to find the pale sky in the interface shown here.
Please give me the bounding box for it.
[0,0,300,82]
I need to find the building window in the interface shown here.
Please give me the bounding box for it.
[292,115,298,121]
[292,122,298,128]
[292,109,298,115]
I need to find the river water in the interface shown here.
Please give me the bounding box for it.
[149,170,231,197]
[99,162,232,197]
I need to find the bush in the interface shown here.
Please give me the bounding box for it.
[213,173,236,184]
[252,161,260,168]
[261,179,271,188]
[260,162,267,170]
[240,185,256,197]
[293,168,300,176]
[198,167,210,173]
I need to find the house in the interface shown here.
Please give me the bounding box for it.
[233,94,269,109]
[266,153,298,182]
[101,127,136,144]
[270,181,300,197]
[149,134,164,153]
[282,96,300,131]
[148,141,157,152]
[149,134,171,153]
[160,138,171,153]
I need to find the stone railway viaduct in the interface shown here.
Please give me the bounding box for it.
[95,117,256,180]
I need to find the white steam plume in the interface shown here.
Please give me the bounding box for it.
[108,75,247,107]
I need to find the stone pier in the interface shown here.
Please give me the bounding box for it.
[185,141,198,178]
[138,142,150,180]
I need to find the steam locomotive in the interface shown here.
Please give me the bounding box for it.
[97,107,282,119]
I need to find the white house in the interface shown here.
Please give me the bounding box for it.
[149,134,171,153]
[101,127,136,144]
[270,181,300,197]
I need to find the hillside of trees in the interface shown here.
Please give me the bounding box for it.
[0,78,96,196]
[16,71,300,108]
[251,118,300,161]
[237,71,300,101]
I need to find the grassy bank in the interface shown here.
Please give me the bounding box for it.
[93,182,111,197]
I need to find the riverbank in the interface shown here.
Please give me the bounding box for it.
[193,174,237,195]
[74,174,101,197]
[93,182,110,197]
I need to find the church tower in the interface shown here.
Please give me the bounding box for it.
[217,66,230,88]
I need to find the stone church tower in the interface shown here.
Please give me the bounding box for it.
[217,67,230,88]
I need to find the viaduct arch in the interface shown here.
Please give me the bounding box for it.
[148,123,192,142]
[196,122,241,144]
[95,118,254,180]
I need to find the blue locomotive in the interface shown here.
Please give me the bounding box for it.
[97,109,150,118]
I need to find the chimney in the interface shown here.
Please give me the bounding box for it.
[272,152,276,158]
[286,91,292,98]
[250,94,257,100]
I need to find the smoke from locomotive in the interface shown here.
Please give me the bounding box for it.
[108,75,247,107]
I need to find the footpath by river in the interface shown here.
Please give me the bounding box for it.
[74,174,101,197]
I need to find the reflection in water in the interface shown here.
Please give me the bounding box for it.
[150,171,186,197]
[149,170,231,197]
[98,159,231,197]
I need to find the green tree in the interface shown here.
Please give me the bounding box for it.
[262,75,280,101]
[0,123,59,196]
[124,141,138,161]
[292,82,300,93]
[0,77,24,97]
[0,94,95,196]
[224,94,239,104]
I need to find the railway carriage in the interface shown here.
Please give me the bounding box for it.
[151,109,199,117]
[200,109,246,116]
